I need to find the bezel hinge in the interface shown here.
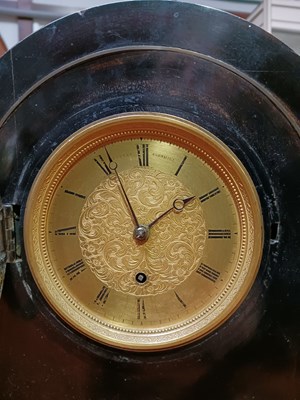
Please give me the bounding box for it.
[1,199,20,298]
[0,201,16,264]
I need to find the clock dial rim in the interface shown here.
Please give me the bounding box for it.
[24,112,263,351]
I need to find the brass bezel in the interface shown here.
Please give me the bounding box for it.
[24,113,263,351]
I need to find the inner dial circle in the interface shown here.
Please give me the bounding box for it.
[78,168,206,296]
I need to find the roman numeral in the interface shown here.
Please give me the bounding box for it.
[55,226,76,236]
[196,263,220,283]
[174,291,187,308]
[94,285,110,306]
[199,187,221,203]
[208,229,231,239]
[137,144,149,166]
[64,189,86,199]
[64,259,86,280]
[94,153,112,175]
[175,156,187,176]
[137,298,147,319]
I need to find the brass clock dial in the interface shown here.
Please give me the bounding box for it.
[24,113,263,351]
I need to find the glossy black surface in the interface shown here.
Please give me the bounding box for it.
[0,2,299,399]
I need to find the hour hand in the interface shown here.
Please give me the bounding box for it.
[133,196,195,244]
[148,196,195,229]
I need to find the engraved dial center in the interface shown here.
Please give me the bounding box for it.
[78,168,206,296]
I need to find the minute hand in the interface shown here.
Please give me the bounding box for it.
[148,196,195,229]
[106,149,139,228]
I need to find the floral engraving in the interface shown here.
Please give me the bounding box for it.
[79,168,206,296]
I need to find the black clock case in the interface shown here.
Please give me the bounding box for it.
[0,2,299,399]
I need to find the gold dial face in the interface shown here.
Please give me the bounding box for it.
[24,113,263,351]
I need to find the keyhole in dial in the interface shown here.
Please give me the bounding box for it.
[136,272,147,284]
